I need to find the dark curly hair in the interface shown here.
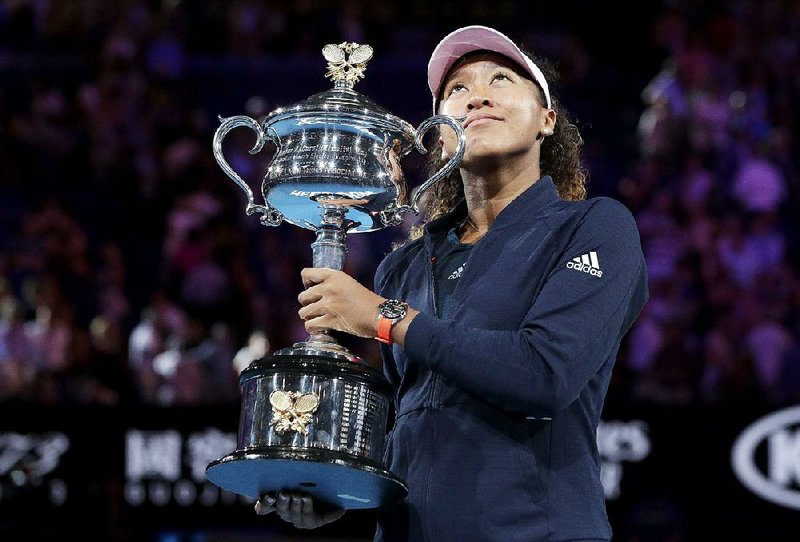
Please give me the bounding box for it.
[404,48,587,243]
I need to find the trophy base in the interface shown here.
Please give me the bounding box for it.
[206,448,407,510]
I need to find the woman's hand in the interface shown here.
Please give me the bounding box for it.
[298,268,385,338]
[255,491,345,529]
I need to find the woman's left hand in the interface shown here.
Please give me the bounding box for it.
[298,268,385,338]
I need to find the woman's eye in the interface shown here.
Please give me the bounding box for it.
[492,72,510,82]
[448,83,466,95]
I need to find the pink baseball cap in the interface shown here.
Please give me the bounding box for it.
[427,25,552,111]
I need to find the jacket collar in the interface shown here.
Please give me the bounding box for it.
[424,175,560,237]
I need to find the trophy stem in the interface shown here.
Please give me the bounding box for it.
[280,204,361,362]
[311,205,349,270]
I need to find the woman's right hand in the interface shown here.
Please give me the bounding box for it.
[255,491,346,529]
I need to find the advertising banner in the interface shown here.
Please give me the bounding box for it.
[0,402,797,540]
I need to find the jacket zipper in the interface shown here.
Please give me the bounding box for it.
[428,253,440,317]
[427,251,442,407]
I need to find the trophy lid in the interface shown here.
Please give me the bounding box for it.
[262,42,415,140]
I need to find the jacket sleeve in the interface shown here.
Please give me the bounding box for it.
[402,198,649,418]
[373,252,402,390]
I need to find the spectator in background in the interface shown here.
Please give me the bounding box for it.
[738,292,793,403]
[699,320,753,404]
[717,211,786,289]
[731,145,787,215]
[0,294,32,399]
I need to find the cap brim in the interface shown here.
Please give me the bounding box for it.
[427,25,551,110]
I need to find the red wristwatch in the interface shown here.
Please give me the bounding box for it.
[375,299,408,344]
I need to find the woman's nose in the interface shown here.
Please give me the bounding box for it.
[466,95,492,110]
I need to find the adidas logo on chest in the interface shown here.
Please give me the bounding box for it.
[448,263,465,280]
[566,251,603,277]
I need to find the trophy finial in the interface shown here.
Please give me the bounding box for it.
[323,42,374,89]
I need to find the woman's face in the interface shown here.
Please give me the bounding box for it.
[438,52,555,170]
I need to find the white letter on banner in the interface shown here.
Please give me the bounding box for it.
[732,405,800,510]
[126,430,182,481]
[769,429,800,487]
[186,429,237,482]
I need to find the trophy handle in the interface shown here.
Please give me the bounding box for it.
[383,115,466,225]
[212,115,284,226]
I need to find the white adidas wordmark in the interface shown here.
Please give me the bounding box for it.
[448,263,465,280]
[566,251,603,277]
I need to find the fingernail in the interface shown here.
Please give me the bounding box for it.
[254,500,264,515]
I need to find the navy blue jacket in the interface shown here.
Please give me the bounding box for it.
[372,177,649,542]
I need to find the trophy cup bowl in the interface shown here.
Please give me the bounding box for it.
[205,42,466,509]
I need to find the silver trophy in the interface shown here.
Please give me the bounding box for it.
[205,42,466,509]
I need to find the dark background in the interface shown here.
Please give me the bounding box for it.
[1,1,799,540]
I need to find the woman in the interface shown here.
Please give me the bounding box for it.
[258,25,649,542]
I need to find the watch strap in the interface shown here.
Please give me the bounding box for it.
[376,314,395,344]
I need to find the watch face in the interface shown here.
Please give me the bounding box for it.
[380,300,407,319]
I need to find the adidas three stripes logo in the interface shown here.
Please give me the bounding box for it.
[566,251,603,277]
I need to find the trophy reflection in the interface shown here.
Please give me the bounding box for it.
[205,41,465,509]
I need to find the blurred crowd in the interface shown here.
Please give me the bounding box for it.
[0,0,798,408]
[618,0,800,406]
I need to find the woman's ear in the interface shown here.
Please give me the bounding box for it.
[537,110,556,141]
[543,109,556,136]
[439,137,450,160]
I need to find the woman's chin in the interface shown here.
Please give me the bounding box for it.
[459,147,506,170]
